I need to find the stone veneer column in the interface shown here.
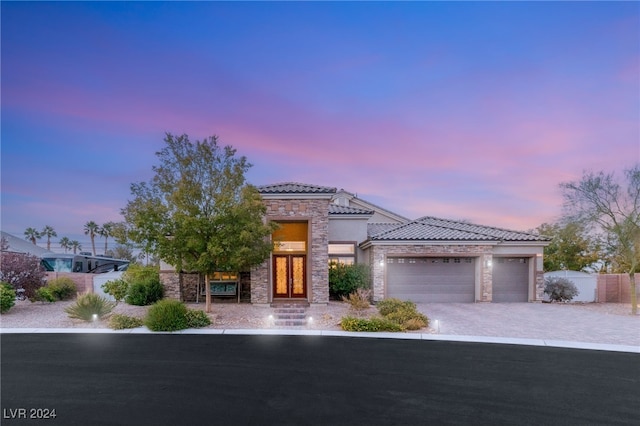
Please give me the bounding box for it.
[251,198,331,305]
[480,254,493,302]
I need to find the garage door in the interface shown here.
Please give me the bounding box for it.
[492,257,529,302]
[387,257,475,303]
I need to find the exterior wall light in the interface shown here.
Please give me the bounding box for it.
[486,260,493,268]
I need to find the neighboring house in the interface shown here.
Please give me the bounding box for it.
[0,231,54,257]
[162,182,550,305]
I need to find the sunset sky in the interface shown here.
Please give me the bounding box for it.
[2,1,638,252]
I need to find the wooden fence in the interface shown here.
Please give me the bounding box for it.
[597,274,637,303]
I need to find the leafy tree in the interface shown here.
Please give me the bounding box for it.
[59,237,71,253]
[560,165,640,314]
[536,222,600,272]
[122,133,277,311]
[41,225,57,251]
[24,227,41,245]
[70,240,82,254]
[84,221,100,255]
[0,251,46,298]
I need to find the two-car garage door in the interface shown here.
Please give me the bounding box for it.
[386,257,475,303]
[386,256,530,303]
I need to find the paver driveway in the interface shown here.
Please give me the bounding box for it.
[417,302,639,347]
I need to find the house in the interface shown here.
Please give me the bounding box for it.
[161,182,550,304]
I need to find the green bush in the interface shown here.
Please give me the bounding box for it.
[340,316,404,332]
[125,280,164,306]
[375,298,428,330]
[329,263,370,299]
[376,298,415,316]
[64,293,116,322]
[0,282,16,313]
[34,287,56,303]
[109,313,144,330]
[185,309,212,328]
[46,277,77,300]
[145,299,189,331]
[102,279,129,303]
[544,277,579,302]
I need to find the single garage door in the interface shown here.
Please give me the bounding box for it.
[387,257,475,303]
[492,257,529,302]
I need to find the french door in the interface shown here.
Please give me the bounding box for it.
[273,255,306,299]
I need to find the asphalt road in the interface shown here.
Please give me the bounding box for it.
[1,334,638,426]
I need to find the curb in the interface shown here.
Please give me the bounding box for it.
[1,328,638,353]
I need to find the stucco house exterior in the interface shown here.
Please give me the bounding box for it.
[161,182,550,305]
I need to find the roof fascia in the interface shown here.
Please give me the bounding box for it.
[360,240,500,249]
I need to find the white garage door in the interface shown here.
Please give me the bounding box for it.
[386,257,476,303]
[492,257,529,302]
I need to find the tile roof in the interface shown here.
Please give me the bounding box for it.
[368,216,549,242]
[257,182,337,195]
[329,204,374,215]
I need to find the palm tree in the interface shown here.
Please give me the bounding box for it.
[84,221,100,256]
[41,225,57,250]
[70,240,82,254]
[24,227,41,245]
[99,222,114,255]
[59,237,71,253]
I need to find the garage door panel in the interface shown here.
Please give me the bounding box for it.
[492,258,529,302]
[387,257,475,303]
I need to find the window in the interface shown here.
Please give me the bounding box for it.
[328,243,356,265]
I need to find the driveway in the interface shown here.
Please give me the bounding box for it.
[417,303,639,347]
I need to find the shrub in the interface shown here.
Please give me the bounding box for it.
[109,313,144,330]
[125,280,164,306]
[0,282,16,313]
[185,309,212,328]
[34,287,56,303]
[341,288,372,313]
[544,277,579,302]
[145,299,188,332]
[102,279,129,303]
[329,263,369,299]
[46,277,77,300]
[64,293,116,322]
[376,298,428,330]
[376,298,414,317]
[340,316,404,332]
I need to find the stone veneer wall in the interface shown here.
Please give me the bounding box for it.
[251,198,330,304]
[368,244,495,302]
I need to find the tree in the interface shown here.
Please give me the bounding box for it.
[41,225,57,251]
[560,165,640,314]
[59,237,71,253]
[0,251,46,298]
[99,222,114,255]
[84,221,100,255]
[122,133,277,312]
[70,240,82,254]
[24,227,41,245]
[535,222,600,272]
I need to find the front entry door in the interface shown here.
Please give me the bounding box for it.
[273,255,306,299]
